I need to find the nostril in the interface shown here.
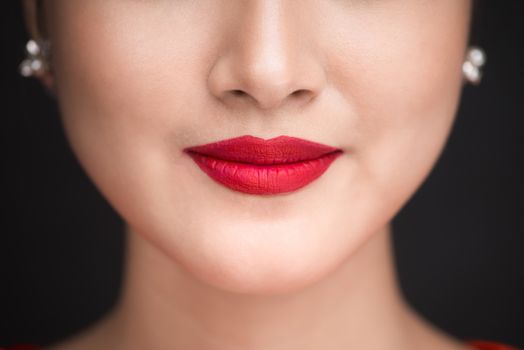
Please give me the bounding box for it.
[291,90,307,97]
[231,89,247,97]
[225,88,314,109]
[291,89,314,103]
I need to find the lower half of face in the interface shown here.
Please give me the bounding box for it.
[46,0,471,295]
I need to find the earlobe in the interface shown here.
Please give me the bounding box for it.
[462,46,486,86]
[21,0,39,38]
[20,0,55,94]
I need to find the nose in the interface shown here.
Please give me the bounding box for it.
[207,2,326,111]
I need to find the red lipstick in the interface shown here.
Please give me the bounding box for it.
[184,135,342,195]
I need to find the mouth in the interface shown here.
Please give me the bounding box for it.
[184,135,343,195]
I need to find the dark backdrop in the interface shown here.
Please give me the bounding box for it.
[1,1,523,347]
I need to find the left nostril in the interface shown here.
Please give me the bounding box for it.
[231,90,247,97]
[291,89,314,103]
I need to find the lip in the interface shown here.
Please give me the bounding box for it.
[184,135,342,195]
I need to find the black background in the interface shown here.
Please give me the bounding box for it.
[1,1,523,347]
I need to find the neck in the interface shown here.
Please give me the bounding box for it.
[90,224,455,350]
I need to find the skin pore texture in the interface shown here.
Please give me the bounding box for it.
[23,0,475,349]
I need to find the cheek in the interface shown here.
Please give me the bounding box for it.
[47,3,224,257]
[48,2,220,215]
[50,2,214,137]
[327,1,470,213]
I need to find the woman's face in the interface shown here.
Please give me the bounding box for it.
[39,0,471,294]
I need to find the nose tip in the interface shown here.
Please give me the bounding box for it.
[207,2,325,111]
[208,58,322,110]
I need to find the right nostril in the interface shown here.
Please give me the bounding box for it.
[292,89,313,98]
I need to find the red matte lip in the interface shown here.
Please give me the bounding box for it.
[184,135,342,195]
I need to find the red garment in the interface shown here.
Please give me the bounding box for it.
[468,340,520,350]
[0,340,520,350]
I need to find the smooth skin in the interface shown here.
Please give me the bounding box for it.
[23,1,474,349]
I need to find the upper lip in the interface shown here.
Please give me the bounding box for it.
[184,135,342,165]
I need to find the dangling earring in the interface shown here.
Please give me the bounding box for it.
[462,46,486,85]
[19,39,51,78]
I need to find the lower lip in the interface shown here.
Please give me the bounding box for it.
[187,151,342,195]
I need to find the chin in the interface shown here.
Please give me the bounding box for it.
[154,216,356,296]
[180,246,344,296]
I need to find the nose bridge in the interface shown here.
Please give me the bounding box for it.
[208,1,324,110]
[241,1,294,85]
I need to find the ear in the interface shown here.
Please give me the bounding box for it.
[21,0,55,93]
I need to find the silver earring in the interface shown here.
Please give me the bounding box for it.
[19,39,51,78]
[462,46,486,85]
